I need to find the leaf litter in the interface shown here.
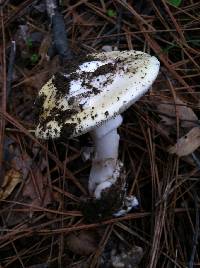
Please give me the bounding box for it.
[0,169,22,200]
[0,1,200,267]
[168,127,200,157]
[157,96,198,128]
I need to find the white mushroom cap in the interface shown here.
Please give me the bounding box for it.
[35,50,160,139]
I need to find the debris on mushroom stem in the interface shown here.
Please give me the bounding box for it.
[113,195,139,217]
[89,115,123,198]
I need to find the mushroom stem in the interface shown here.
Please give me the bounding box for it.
[89,115,123,199]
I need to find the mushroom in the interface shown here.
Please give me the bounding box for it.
[35,50,160,216]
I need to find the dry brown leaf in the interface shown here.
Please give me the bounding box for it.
[1,139,33,200]
[0,169,22,200]
[168,127,200,156]
[66,231,98,256]
[157,97,198,128]
[22,166,51,209]
[38,34,51,65]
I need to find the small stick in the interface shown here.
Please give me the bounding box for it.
[191,153,200,170]
[45,0,72,63]
[188,189,199,268]
[7,40,16,101]
[116,6,122,49]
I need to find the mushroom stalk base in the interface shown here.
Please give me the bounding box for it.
[89,115,123,199]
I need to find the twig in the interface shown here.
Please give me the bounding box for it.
[46,0,72,63]
[0,7,6,177]
[6,40,16,101]
[188,189,199,268]
[191,153,200,170]
[116,5,122,49]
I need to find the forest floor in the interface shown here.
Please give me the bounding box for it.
[0,1,200,267]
